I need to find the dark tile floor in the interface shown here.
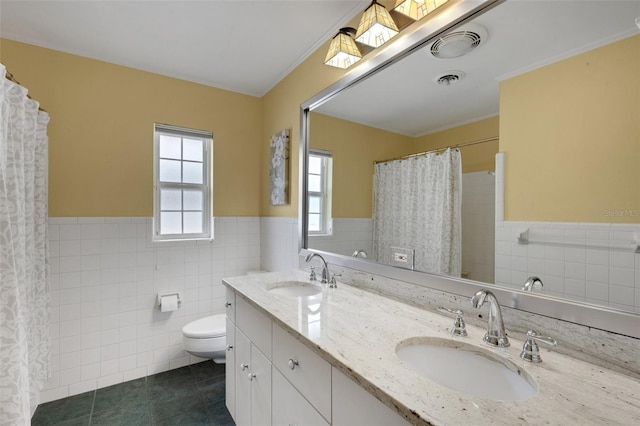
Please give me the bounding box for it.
[31,361,235,426]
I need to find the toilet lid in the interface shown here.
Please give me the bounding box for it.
[182,314,226,338]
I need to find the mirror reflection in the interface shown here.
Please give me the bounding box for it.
[306,1,640,313]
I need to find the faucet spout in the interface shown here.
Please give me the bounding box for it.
[522,276,543,292]
[471,289,510,348]
[305,253,330,284]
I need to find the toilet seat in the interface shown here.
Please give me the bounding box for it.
[182,314,226,339]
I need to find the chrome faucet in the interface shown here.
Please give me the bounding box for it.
[522,276,543,292]
[352,249,368,258]
[470,289,510,348]
[305,253,330,284]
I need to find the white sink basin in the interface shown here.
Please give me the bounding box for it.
[266,281,322,297]
[396,337,537,401]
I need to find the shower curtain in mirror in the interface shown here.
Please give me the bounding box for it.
[0,64,50,424]
[373,148,461,276]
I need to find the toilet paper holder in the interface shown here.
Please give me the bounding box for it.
[157,292,182,311]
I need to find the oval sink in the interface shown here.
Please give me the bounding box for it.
[396,337,537,401]
[266,281,322,297]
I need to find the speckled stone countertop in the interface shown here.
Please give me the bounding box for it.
[223,270,640,426]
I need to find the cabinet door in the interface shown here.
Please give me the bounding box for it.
[272,368,329,426]
[225,319,236,420]
[235,330,251,426]
[332,368,409,426]
[250,345,272,425]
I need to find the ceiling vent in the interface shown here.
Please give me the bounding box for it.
[434,71,466,86]
[430,24,487,59]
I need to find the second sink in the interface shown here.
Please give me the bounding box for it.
[266,281,322,297]
[396,337,537,401]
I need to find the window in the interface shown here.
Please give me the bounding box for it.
[308,150,332,235]
[153,123,212,241]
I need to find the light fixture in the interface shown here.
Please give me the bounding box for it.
[355,0,399,48]
[393,0,449,21]
[324,27,362,69]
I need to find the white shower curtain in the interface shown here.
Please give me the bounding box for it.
[0,64,51,424]
[373,148,461,276]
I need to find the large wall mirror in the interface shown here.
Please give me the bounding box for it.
[300,0,640,338]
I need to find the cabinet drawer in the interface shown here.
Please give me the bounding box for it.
[236,296,272,360]
[273,368,329,426]
[225,286,236,323]
[272,323,331,421]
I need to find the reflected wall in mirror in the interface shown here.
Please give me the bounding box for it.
[306,1,640,314]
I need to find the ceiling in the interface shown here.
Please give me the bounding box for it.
[315,0,640,137]
[0,0,368,97]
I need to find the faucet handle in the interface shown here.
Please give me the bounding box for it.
[437,307,468,337]
[329,272,341,288]
[309,266,317,281]
[520,330,557,363]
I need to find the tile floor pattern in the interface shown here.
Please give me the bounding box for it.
[31,361,235,425]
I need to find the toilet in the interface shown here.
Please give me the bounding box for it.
[182,314,227,363]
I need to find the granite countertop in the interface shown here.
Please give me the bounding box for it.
[223,270,640,425]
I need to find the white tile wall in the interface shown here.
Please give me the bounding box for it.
[494,221,640,311]
[308,218,372,258]
[461,171,495,283]
[494,153,640,312]
[260,217,299,272]
[43,216,260,403]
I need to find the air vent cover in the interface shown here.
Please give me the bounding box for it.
[434,71,466,86]
[430,24,487,59]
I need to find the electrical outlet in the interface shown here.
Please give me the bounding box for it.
[390,246,415,270]
[394,253,408,262]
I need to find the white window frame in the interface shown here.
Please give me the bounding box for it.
[308,149,333,236]
[153,123,213,241]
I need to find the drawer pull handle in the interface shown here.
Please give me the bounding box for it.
[288,359,299,370]
[248,373,256,381]
[240,363,249,371]
[226,345,233,351]
[225,302,232,307]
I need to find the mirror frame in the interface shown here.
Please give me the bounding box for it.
[298,0,640,339]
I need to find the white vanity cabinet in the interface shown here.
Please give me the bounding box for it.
[272,323,331,424]
[225,288,408,426]
[272,323,331,420]
[227,292,272,426]
[332,368,410,426]
[235,328,272,425]
[272,368,329,426]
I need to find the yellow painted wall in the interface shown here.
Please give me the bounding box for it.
[414,116,499,173]
[309,112,414,218]
[0,39,262,217]
[260,40,350,218]
[500,35,640,223]
[9,18,634,224]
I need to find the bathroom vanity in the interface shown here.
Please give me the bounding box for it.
[224,275,405,426]
[222,270,640,426]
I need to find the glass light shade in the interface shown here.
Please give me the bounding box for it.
[355,1,399,48]
[324,30,362,69]
[392,0,449,21]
